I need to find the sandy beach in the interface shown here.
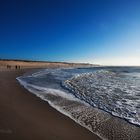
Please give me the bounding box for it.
[1,60,140,140]
[0,63,101,140]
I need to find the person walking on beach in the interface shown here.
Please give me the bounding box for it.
[7,65,11,69]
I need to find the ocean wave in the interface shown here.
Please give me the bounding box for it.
[17,67,140,140]
[64,70,140,126]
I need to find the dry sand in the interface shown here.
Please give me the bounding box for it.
[0,60,95,71]
[0,67,101,140]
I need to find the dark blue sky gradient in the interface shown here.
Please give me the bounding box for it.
[0,0,140,65]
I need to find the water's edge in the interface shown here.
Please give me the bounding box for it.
[16,76,105,140]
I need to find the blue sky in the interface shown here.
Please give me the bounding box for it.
[0,0,140,65]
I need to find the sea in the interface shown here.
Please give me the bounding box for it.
[17,66,140,140]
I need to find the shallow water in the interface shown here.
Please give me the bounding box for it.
[17,67,140,140]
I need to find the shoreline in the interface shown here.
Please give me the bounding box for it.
[0,68,101,140]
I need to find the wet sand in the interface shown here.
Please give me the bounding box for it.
[0,69,101,140]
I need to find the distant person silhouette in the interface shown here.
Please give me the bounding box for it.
[7,65,11,69]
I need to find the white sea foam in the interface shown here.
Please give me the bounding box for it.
[64,70,140,126]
